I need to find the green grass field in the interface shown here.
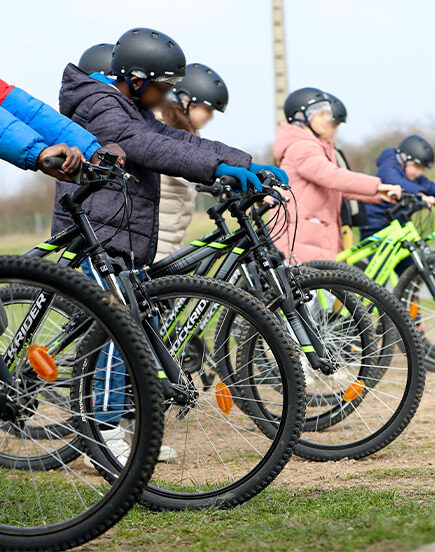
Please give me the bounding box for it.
[79,487,434,552]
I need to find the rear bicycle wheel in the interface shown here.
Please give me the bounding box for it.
[77,275,306,510]
[0,256,163,551]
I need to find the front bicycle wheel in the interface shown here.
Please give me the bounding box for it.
[394,252,435,372]
[78,275,306,510]
[0,256,163,551]
[291,269,425,461]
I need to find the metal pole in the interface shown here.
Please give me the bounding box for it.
[272,0,289,130]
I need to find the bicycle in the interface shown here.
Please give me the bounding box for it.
[145,176,425,461]
[15,154,424,469]
[337,193,435,370]
[0,255,164,551]
[9,153,307,511]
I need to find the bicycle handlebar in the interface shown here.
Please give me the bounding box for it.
[195,170,288,198]
[41,156,67,171]
[386,192,431,221]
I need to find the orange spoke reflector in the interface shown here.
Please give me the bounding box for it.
[343,380,365,402]
[26,345,58,382]
[215,382,233,414]
[409,301,419,320]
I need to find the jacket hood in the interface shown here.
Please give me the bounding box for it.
[59,63,122,118]
[376,147,397,168]
[273,122,330,163]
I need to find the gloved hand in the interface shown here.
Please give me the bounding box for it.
[249,162,289,186]
[215,163,262,193]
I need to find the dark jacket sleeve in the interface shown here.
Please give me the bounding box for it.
[87,97,250,184]
[150,115,252,169]
[377,162,431,195]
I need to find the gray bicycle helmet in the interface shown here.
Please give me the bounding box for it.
[111,28,186,82]
[397,135,434,168]
[78,44,114,75]
[172,63,229,112]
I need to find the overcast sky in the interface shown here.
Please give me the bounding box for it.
[1,0,434,191]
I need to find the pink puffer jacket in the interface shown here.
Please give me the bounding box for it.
[273,124,382,262]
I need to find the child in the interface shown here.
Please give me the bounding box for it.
[272,87,400,262]
[326,93,368,248]
[361,135,435,274]
[154,62,229,261]
[52,28,287,267]
[52,28,287,463]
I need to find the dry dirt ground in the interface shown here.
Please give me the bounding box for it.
[276,371,434,492]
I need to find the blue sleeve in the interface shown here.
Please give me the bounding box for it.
[1,87,100,160]
[0,107,47,170]
[377,163,425,194]
[418,175,435,196]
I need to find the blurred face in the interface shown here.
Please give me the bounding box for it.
[189,104,214,130]
[310,109,336,140]
[139,81,173,109]
[405,161,424,181]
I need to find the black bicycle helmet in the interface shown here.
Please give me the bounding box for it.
[172,63,229,112]
[78,43,114,75]
[326,93,347,124]
[397,135,434,168]
[111,28,186,81]
[284,87,330,122]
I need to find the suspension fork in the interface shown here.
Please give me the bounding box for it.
[256,251,332,373]
[230,202,333,373]
[406,244,435,299]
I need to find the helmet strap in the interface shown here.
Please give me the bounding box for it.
[125,76,150,98]
[396,151,408,168]
[292,115,320,138]
[175,93,192,115]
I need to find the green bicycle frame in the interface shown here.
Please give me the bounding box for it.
[337,218,434,286]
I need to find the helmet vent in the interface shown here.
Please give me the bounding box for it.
[132,29,139,34]
[151,31,158,39]
[207,69,212,74]
[167,41,174,47]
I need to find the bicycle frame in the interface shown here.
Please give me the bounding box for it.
[337,215,434,287]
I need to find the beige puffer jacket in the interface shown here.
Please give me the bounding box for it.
[154,111,197,261]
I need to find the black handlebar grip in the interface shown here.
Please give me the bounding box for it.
[219,175,240,189]
[41,156,65,171]
[390,193,398,202]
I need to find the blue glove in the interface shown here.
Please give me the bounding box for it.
[215,163,262,193]
[249,162,289,186]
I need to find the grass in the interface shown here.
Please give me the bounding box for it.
[79,487,435,552]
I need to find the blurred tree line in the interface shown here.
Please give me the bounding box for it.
[0,172,54,235]
[338,120,435,180]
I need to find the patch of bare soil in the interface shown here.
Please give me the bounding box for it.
[276,372,435,493]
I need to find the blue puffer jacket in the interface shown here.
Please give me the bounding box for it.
[0,78,100,170]
[363,147,435,231]
[52,64,252,265]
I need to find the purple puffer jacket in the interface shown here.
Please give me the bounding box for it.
[52,64,251,265]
